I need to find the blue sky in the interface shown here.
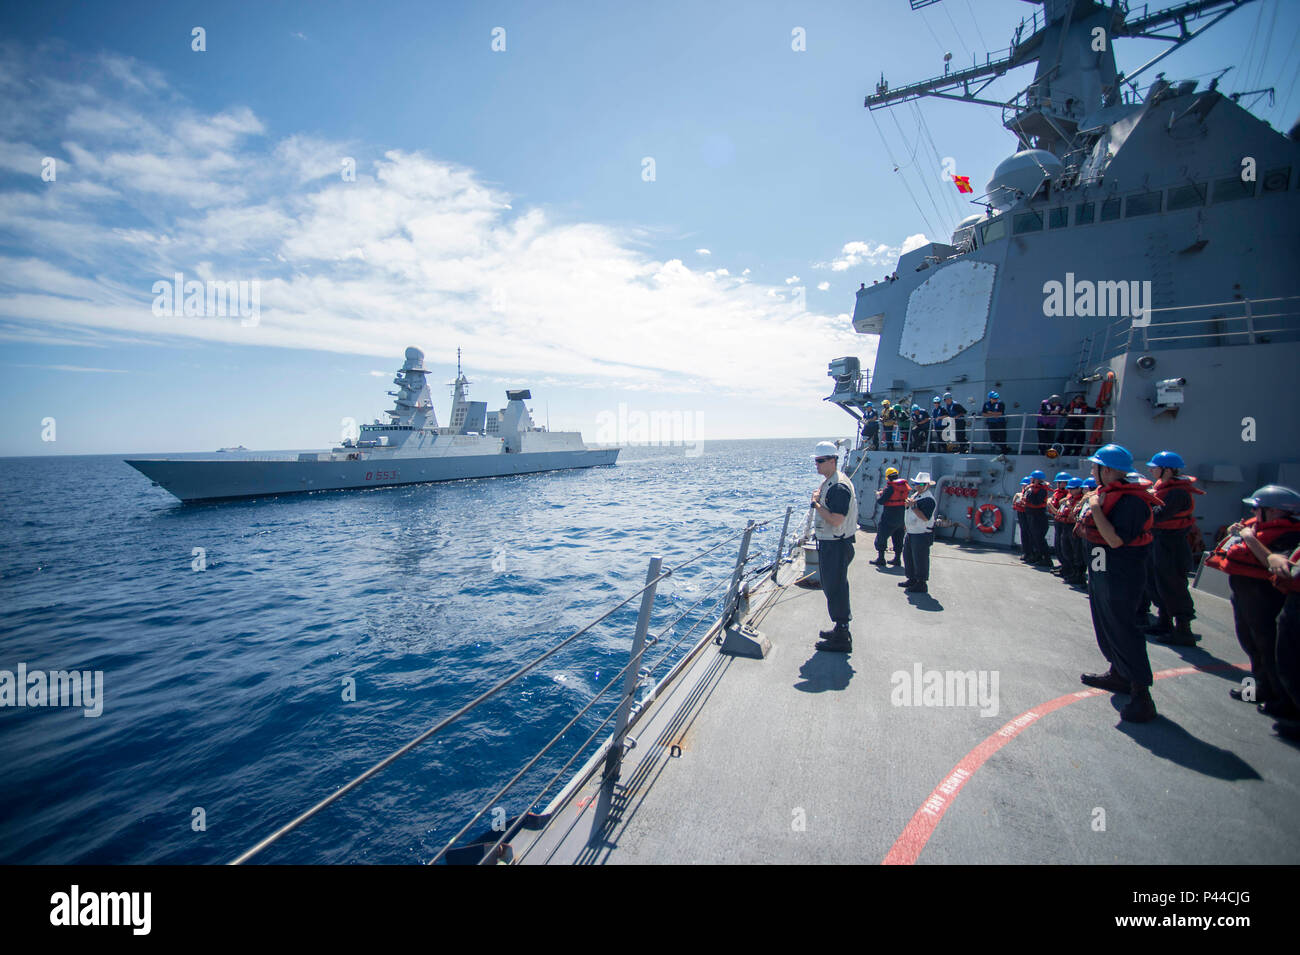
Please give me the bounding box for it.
[2,0,1297,454]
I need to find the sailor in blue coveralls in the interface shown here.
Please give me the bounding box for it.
[981,391,1008,453]
[862,401,879,450]
[1078,444,1158,723]
[811,441,858,653]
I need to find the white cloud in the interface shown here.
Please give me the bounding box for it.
[817,281,829,291]
[0,47,864,403]
[816,234,931,272]
[695,248,710,255]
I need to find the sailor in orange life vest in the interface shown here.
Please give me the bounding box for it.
[872,467,908,567]
[1142,450,1205,645]
[810,441,859,654]
[1267,542,1300,741]
[1077,444,1159,722]
[1205,485,1300,718]
[1021,470,1052,567]
[1012,476,1031,555]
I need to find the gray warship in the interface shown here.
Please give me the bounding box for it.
[823,0,1299,547]
[228,1,1300,867]
[126,347,618,502]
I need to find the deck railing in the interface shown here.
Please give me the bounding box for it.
[229,509,801,866]
[863,411,1117,458]
[1083,296,1300,367]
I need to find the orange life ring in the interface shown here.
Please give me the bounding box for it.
[976,503,1003,533]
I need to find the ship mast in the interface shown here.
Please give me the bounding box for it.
[867,0,1257,160]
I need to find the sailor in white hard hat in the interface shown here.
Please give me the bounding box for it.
[900,471,937,595]
[810,441,858,652]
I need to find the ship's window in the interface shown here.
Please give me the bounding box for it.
[1125,191,1161,217]
[1075,202,1095,225]
[1100,198,1122,221]
[979,216,1007,244]
[1013,211,1044,234]
[1167,183,1206,210]
[1048,207,1068,229]
[1212,175,1254,203]
[1262,166,1292,193]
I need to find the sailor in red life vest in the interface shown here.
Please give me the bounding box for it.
[872,467,909,567]
[1206,485,1300,718]
[1266,542,1300,741]
[1022,470,1052,567]
[1077,444,1159,723]
[1054,477,1086,586]
[1047,471,1072,578]
[1012,477,1031,556]
[1070,476,1098,586]
[1142,451,1205,645]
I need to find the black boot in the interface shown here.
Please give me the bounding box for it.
[1121,685,1158,722]
[905,581,928,594]
[815,624,852,653]
[897,579,914,587]
[1144,613,1172,636]
[1157,617,1197,646]
[871,554,887,567]
[889,556,902,567]
[1081,668,1130,693]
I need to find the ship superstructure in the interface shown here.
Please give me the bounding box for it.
[830,0,1299,542]
[126,347,616,502]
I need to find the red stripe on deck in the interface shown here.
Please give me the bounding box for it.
[882,662,1250,865]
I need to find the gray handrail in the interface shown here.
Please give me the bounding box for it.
[229,516,777,865]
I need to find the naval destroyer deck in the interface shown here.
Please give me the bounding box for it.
[512,534,1299,865]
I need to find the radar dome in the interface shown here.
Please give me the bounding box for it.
[951,213,984,245]
[985,149,1063,211]
[404,346,425,365]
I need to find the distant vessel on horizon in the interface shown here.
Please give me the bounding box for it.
[126,347,618,502]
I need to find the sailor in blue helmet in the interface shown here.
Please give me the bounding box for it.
[1013,476,1032,556]
[1077,444,1158,722]
[810,441,858,653]
[1069,477,1098,584]
[981,391,1009,454]
[1022,469,1052,567]
[911,401,932,452]
[861,400,880,451]
[1142,450,1204,645]
[1047,471,1073,577]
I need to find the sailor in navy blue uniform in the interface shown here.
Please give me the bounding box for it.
[811,441,858,653]
[981,391,1008,453]
[862,401,879,450]
[1078,444,1158,723]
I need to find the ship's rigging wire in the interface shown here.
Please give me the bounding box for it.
[1249,0,1281,94]
[963,0,990,53]
[869,108,941,240]
[940,1,973,62]
[1238,0,1266,96]
[911,100,968,225]
[890,108,950,236]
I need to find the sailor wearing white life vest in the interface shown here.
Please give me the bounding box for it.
[900,471,937,595]
[811,441,858,653]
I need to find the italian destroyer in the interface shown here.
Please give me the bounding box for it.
[126,347,618,502]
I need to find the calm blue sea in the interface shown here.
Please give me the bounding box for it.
[0,438,829,864]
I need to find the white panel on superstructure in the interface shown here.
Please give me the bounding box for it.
[899,260,996,366]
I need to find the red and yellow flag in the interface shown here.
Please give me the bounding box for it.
[953,175,973,194]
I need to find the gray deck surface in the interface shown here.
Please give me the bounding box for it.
[514,531,1300,865]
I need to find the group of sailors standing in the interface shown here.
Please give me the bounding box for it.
[858,390,1105,456]
[808,437,1300,740]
